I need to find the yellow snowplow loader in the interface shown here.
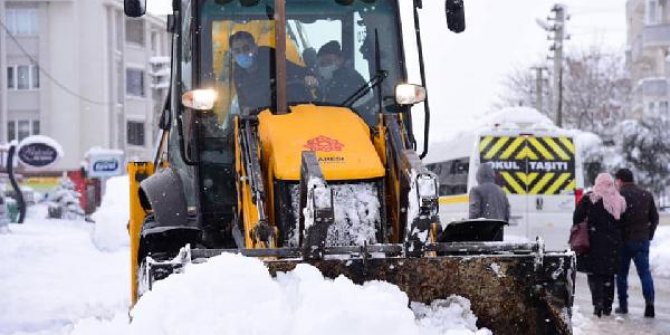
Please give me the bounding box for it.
[125,1,575,334]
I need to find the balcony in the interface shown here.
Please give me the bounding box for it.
[635,77,668,98]
[643,23,670,47]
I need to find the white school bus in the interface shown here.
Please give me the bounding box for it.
[425,114,584,251]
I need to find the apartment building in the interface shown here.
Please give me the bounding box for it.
[0,0,169,171]
[626,0,670,119]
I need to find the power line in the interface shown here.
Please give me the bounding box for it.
[0,18,115,106]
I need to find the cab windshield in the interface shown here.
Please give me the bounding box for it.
[197,0,405,128]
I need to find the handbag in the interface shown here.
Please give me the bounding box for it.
[569,201,590,254]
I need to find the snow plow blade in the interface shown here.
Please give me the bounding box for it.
[160,240,575,335]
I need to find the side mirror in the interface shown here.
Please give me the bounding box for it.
[124,0,147,18]
[445,0,465,33]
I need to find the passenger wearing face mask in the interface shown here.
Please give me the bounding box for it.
[229,31,309,114]
[316,41,368,109]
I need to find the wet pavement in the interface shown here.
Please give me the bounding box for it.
[573,268,670,334]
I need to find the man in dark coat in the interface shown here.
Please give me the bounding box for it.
[315,41,375,125]
[229,31,310,114]
[614,168,659,317]
[468,163,510,222]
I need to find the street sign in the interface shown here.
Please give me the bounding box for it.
[17,136,62,169]
[85,148,124,178]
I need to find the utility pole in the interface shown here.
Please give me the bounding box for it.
[549,4,567,127]
[531,67,546,114]
[537,5,568,127]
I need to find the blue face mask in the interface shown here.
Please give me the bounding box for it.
[235,53,254,69]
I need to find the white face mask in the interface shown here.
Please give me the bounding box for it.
[318,64,338,81]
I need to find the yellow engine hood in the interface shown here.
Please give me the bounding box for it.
[258,105,384,181]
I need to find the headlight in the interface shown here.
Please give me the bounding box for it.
[395,84,426,105]
[181,89,217,110]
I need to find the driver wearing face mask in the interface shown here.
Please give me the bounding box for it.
[315,41,367,108]
[229,31,309,114]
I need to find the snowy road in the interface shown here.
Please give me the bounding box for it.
[0,202,491,335]
[3,193,670,334]
[0,208,129,335]
[573,271,670,334]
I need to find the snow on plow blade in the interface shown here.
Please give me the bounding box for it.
[183,240,576,335]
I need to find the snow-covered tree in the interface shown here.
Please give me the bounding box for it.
[497,46,630,142]
[612,116,670,195]
[47,175,84,220]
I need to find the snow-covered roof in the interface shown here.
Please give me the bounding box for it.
[85,146,124,158]
[476,106,555,130]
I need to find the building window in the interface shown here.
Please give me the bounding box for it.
[7,67,14,89]
[7,122,15,142]
[116,11,124,52]
[7,119,39,142]
[126,68,145,97]
[116,61,124,103]
[32,66,39,88]
[7,65,39,90]
[151,31,159,54]
[17,66,29,89]
[648,0,658,24]
[17,120,30,141]
[649,101,657,115]
[6,9,38,36]
[127,121,145,146]
[125,19,145,46]
[660,101,669,114]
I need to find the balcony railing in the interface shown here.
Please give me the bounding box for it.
[635,77,668,98]
[643,23,670,46]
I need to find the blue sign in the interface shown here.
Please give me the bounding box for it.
[87,151,124,178]
[93,159,119,172]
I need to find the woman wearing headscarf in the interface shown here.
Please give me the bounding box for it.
[573,173,627,317]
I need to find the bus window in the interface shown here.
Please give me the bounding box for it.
[426,158,469,196]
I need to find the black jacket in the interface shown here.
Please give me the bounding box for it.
[618,183,659,242]
[573,196,622,274]
[232,46,308,113]
[318,67,377,125]
[319,66,366,105]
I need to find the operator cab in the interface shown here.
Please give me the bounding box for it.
[125,0,465,248]
[181,0,418,247]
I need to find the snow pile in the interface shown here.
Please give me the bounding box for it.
[289,182,380,247]
[650,226,670,278]
[69,253,490,335]
[327,183,380,246]
[0,216,129,335]
[570,306,590,335]
[412,297,492,335]
[91,176,130,252]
